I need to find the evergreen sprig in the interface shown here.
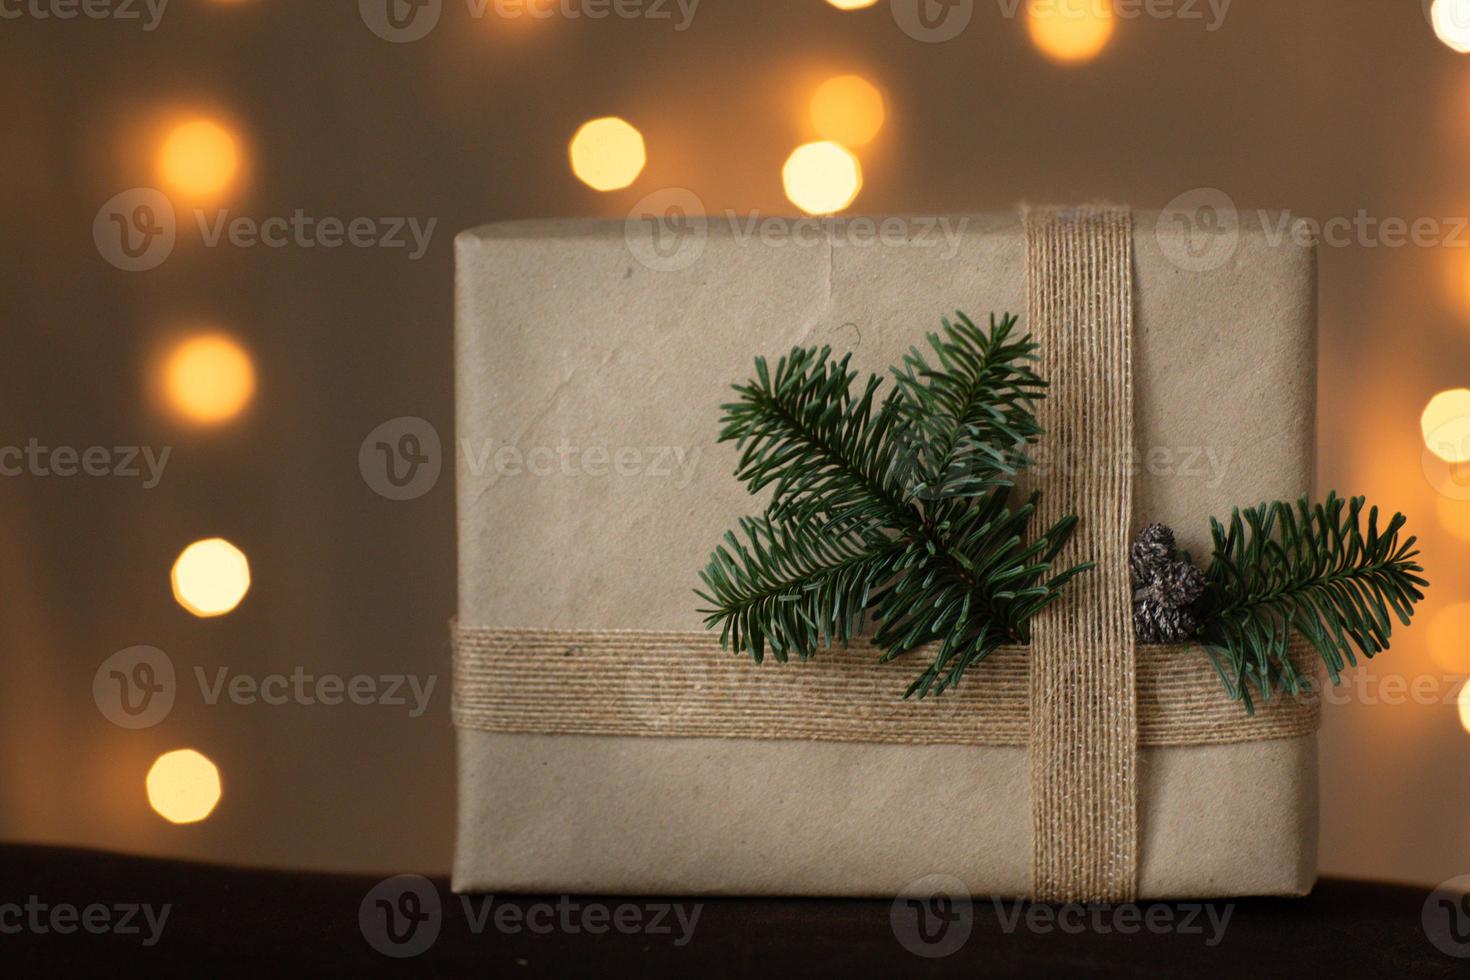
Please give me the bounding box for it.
[890,311,1048,501]
[697,312,1092,697]
[1194,492,1428,712]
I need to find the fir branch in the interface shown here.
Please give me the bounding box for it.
[700,313,1092,697]
[889,312,1047,502]
[719,345,915,533]
[695,517,907,665]
[873,493,1090,698]
[1194,492,1428,712]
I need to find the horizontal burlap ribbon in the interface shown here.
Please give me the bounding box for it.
[452,625,1320,747]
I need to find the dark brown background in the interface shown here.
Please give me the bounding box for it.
[2,0,1467,887]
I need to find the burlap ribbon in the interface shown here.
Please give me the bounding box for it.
[452,205,1321,902]
[453,627,1319,748]
[1023,205,1137,902]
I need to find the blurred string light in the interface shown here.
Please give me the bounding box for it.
[824,0,878,9]
[1027,0,1114,64]
[809,74,886,147]
[147,749,221,824]
[568,117,646,191]
[172,538,252,618]
[1421,389,1470,463]
[1459,681,1470,735]
[160,333,256,426]
[157,118,240,198]
[1432,0,1470,53]
[782,141,863,215]
[1428,602,1470,672]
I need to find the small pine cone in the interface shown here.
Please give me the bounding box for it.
[1151,604,1200,644]
[1153,561,1205,610]
[1130,523,1176,584]
[1133,600,1165,644]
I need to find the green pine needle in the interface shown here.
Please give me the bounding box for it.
[1194,492,1428,712]
[698,311,1090,697]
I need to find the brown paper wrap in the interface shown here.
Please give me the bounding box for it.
[452,208,1318,899]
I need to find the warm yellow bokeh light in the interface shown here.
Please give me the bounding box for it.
[1429,602,1470,673]
[172,538,252,618]
[157,119,240,197]
[782,141,863,215]
[161,333,256,425]
[568,117,647,192]
[1459,681,1470,735]
[1422,389,1470,463]
[825,0,877,8]
[1432,0,1470,53]
[1027,0,1115,64]
[146,749,222,825]
[810,75,886,148]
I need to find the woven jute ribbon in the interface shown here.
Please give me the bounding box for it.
[1022,205,1138,902]
[453,205,1321,903]
[453,627,1319,748]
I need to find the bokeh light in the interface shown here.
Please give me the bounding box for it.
[1428,601,1470,672]
[782,141,863,215]
[172,538,252,618]
[1421,389,1470,462]
[157,118,240,197]
[1027,0,1115,64]
[1432,0,1470,53]
[568,117,647,191]
[1459,681,1470,735]
[146,749,222,824]
[810,74,886,148]
[824,0,878,8]
[159,333,256,426]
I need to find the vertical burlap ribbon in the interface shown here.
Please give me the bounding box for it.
[1024,205,1137,903]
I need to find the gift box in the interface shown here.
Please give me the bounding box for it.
[451,206,1319,901]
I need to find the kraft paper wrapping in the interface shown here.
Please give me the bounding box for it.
[452,210,1319,898]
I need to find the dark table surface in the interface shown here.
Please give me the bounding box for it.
[1,842,1463,976]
